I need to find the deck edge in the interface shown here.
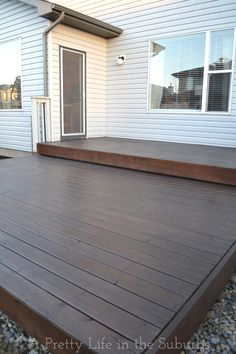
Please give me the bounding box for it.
[37,143,236,186]
[0,286,91,354]
[147,242,236,354]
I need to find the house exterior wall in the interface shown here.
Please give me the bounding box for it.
[0,0,47,151]
[56,0,236,147]
[49,25,107,140]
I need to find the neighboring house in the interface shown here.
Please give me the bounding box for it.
[0,0,235,151]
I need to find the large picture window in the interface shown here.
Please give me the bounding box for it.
[149,29,235,113]
[0,38,22,110]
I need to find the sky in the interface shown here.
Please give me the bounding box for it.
[0,39,21,85]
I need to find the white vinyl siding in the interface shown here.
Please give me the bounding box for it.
[49,25,107,140]
[0,0,47,151]
[56,0,236,147]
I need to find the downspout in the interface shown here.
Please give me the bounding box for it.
[43,11,65,96]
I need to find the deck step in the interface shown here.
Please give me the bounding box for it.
[37,139,236,186]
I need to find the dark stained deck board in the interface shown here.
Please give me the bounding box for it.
[0,156,235,354]
[0,189,228,285]
[0,185,232,252]
[0,213,208,286]
[0,222,181,319]
[9,155,236,242]
[3,183,235,247]
[37,138,236,185]
[2,158,236,245]
[0,205,213,274]
[37,138,236,168]
[0,264,139,354]
[0,198,196,299]
[0,242,160,341]
[0,211,208,296]
[0,197,221,265]
[4,185,235,256]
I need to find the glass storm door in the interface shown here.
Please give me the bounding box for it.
[61,48,85,137]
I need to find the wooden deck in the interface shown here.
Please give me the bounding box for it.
[37,138,236,186]
[0,156,235,354]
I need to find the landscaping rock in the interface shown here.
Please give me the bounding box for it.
[0,311,51,354]
[186,273,236,354]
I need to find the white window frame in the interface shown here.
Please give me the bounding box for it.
[0,37,23,112]
[147,28,236,115]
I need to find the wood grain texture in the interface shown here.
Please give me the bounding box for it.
[0,155,235,354]
[37,138,236,185]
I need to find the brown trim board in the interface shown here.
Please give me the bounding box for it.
[0,286,90,354]
[37,143,236,186]
[147,242,236,354]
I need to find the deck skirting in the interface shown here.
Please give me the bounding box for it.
[37,139,236,185]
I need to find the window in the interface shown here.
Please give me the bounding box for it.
[0,38,22,110]
[149,29,235,113]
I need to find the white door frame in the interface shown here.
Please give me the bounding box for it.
[60,46,86,137]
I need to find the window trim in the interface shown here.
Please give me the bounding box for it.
[147,27,236,115]
[0,37,23,112]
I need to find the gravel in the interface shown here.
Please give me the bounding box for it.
[0,274,235,353]
[0,312,51,354]
[185,272,236,354]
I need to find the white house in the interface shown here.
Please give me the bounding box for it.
[0,0,235,152]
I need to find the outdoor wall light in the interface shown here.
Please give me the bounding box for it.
[117,55,126,65]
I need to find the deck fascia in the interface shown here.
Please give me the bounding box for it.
[37,143,236,186]
[149,242,236,353]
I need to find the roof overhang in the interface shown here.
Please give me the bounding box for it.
[20,0,123,39]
